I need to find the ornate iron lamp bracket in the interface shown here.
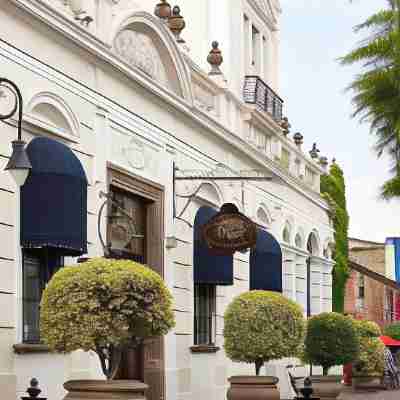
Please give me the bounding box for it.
[173,163,273,228]
[97,191,144,257]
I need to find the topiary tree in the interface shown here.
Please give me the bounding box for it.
[303,312,359,376]
[353,339,385,378]
[384,322,400,341]
[352,319,385,377]
[353,320,382,338]
[223,290,305,376]
[40,258,175,380]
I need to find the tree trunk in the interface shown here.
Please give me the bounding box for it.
[323,366,329,376]
[96,345,123,380]
[255,359,263,376]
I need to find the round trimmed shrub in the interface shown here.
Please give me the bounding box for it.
[303,312,359,375]
[223,290,305,375]
[352,338,385,377]
[40,258,175,379]
[354,320,382,338]
[383,322,400,341]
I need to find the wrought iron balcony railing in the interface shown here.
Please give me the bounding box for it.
[243,76,284,122]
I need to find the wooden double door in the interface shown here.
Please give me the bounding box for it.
[107,166,165,400]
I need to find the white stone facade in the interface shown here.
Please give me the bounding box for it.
[0,1,334,399]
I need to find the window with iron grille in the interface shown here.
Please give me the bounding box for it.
[22,249,64,343]
[194,284,216,345]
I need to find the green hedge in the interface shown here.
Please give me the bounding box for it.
[383,322,400,341]
[320,163,350,313]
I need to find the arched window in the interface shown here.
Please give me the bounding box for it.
[307,231,320,257]
[282,222,292,244]
[27,92,80,139]
[256,205,271,229]
[295,233,303,249]
[193,206,233,346]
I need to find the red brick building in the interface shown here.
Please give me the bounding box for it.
[345,238,387,327]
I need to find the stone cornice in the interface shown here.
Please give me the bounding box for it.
[7,0,329,212]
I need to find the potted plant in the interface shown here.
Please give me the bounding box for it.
[223,290,305,400]
[352,320,385,391]
[303,312,359,399]
[40,258,175,400]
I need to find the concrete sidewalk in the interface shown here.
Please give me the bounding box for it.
[338,388,400,399]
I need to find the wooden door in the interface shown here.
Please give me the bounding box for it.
[108,166,165,400]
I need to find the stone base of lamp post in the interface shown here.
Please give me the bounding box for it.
[63,380,148,400]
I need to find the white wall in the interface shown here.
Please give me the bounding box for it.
[0,1,333,400]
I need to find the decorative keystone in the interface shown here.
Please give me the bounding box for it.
[207,41,223,75]
[168,6,186,43]
[309,143,320,159]
[280,117,291,137]
[154,0,172,20]
[21,378,47,400]
[293,132,303,147]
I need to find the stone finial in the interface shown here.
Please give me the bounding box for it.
[21,378,46,400]
[154,0,172,20]
[309,143,320,159]
[293,132,303,147]
[319,156,329,171]
[207,41,223,75]
[168,6,186,43]
[299,377,314,400]
[280,117,291,137]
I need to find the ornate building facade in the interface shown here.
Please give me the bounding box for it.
[0,1,334,399]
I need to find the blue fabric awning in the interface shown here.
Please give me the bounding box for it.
[21,137,88,256]
[193,206,233,286]
[250,229,282,292]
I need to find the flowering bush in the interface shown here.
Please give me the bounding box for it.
[384,322,400,341]
[353,320,382,338]
[223,290,305,375]
[303,312,359,375]
[40,258,175,379]
[352,338,385,377]
[352,319,385,377]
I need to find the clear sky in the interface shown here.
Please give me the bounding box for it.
[279,0,400,243]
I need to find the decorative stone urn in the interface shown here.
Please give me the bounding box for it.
[168,6,186,43]
[154,0,171,20]
[207,41,223,75]
[309,376,343,400]
[227,376,280,400]
[63,380,148,400]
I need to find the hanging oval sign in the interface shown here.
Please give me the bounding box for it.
[202,203,257,255]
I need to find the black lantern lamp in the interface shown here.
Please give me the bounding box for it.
[0,78,31,186]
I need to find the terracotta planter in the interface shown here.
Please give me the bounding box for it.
[310,375,342,400]
[63,380,148,400]
[227,376,280,400]
[351,376,382,392]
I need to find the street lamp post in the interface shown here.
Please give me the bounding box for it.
[0,78,31,186]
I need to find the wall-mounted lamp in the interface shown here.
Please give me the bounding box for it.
[0,78,31,187]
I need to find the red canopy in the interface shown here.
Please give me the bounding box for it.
[380,335,400,346]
